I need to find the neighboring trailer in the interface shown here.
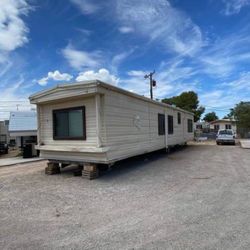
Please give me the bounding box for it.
[30,80,194,168]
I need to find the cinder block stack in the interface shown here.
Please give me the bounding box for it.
[82,163,99,180]
[45,163,60,175]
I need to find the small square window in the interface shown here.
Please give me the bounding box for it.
[53,106,86,140]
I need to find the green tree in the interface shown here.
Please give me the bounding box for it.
[203,112,218,122]
[228,102,250,133]
[162,91,205,122]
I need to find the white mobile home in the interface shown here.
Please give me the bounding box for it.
[30,81,194,177]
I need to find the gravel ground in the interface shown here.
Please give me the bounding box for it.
[1,144,250,250]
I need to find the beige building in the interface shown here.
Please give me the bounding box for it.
[210,119,237,133]
[30,80,194,165]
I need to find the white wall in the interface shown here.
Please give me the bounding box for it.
[102,88,194,162]
[37,88,194,163]
[39,97,98,147]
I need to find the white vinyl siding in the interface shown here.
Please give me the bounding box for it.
[33,82,194,164]
[39,97,97,147]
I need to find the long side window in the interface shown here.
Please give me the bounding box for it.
[53,106,86,140]
[187,119,193,133]
[178,112,181,124]
[158,114,165,135]
[168,115,174,134]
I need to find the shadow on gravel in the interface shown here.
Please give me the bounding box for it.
[99,145,189,179]
[56,145,190,179]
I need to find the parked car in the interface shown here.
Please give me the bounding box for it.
[216,129,236,145]
[0,142,9,154]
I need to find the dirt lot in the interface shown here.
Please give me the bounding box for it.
[1,144,250,250]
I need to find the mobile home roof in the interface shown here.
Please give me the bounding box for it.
[29,80,193,116]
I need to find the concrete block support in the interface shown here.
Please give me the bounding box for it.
[45,162,60,175]
[82,163,99,180]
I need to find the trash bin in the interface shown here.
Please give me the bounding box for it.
[23,144,33,158]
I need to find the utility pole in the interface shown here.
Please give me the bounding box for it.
[144,70,156,100]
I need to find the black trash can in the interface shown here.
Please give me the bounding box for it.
[23,144,33,158]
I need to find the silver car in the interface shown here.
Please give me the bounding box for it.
[216,129,236,145]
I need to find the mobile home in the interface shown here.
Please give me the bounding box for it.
[30,81,194,178]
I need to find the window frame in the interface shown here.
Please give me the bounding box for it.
[225,124,232,130]
[53,106,86,140]
[214,124,220,130]
[168,115,174,135]
[187,119,193,133]
[158,113,165,136]
[177,112,181,124]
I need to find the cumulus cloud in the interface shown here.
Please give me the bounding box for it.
[76,68,119,85]
[38,70,73,86]
[0,0,30,61]
[62,45,103,70]
[222,0,250,15]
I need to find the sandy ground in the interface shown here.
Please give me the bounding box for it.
[1,144,250,250]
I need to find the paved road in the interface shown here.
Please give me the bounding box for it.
[1,144,250,250]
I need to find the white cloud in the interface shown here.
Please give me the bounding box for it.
[62,45,103,70]
[223,72,250,90]
[69,0,203,56]
[222,0,250,15]
[70,0,100,14]
[121,59,199,100]
[118,26,134,34]
[76,68,119,85]
[116,0,203,56]
[127,70,147,77]
[0,0,30,53]
[0,77,34,120]
[38,70,73,86]
[195,27,250,78]
[111,48,135,74]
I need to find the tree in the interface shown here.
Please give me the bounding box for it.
[228,102,250,135]
[203,112,218,122]
[162,91,205,122]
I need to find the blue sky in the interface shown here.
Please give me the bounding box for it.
[0,0,250,120]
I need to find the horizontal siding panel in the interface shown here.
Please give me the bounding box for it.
[39,97,97,147]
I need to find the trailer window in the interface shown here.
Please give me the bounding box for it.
[188,119,193,133]
[158,114,165,135]
[168,115,174,134]
[53,106,86,140]
[178,112,181,124]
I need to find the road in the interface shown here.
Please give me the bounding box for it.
[1,144,250,249]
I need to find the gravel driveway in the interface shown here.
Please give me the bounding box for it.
[1,144,250,250]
